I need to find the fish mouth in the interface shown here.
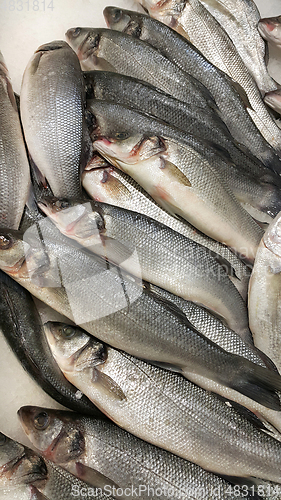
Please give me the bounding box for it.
[36,41,67,52]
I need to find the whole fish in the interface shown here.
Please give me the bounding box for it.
[65,27,217,111]
[20,41,92,198]
[84,71,281,222]
[82,157,249,297]
[87,100,263,262]
[0,432,109,500]
[264,89,281,115]
[0,269,102,416]
[0,52,30,229]
[37,198,252,339]
[248,213,281,375]
[103,6,281,172]
[18,408,252,500]
[197,0,277,95]
[0,432,48,500]
[20,329,281,483]
[133,0,281,153]
[259,16,281,48]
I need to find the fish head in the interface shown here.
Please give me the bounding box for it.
[0,433,25,470]
[36,40,69,52]
[104,7,141,35]
[44,321,106,373]
[0,229,27,275]
[263,213,281,259]
[38,197,105,241]
[18,407,86,464]
[82,164,131,204]
[66,28,103,69]
[258,17,281,45]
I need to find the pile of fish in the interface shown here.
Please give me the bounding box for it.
[3,0,281,499]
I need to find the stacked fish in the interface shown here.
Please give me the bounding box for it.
[2,1,281,499]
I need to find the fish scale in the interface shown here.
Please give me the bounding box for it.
[0,53,30,230]
[20,41,88,198]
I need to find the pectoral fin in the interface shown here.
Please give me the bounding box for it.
[93,369,127,401]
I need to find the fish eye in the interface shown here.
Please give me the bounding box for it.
[54,199,70,210]
[72,27,81,38]
[61,325,76,339]
[0,434,6,446]
[34,412,50,430]
[115,132,129,140]
[0,235,12,250]
[112,8,122,23]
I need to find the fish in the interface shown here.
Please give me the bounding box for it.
[84,71,281,222]
[36,198,252,339]
[20,41,92,198]
[17,407,256,500]
[87,100,263,262]
[248,213,281,376]
[133,0,281,154]
[103,6,281,172]
[0,269,103,416]
[196,0,277,95]
[0,432,109,500]
[0,432,48,500]
[82,157,249,297]
[259,16,281,48]
[264,89,281,115]
[0,52,31,230]
[65,27,217,111]
[18,330,281,483]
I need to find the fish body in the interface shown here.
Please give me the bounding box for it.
[66,27,217,111]
[82,158,249,297]
[20,331,281,483]
[248,213,281,374]
[259,16,281,49]
[88,100,263,262]
[20,41,91,198]
[133,0,281,154]
[0,269,102,416]
[0,52,30,229]
[18,407,251,500]
[37,198,251,339]
[197,0,277,94]
[104,7,281,171]
[84,71,281,222]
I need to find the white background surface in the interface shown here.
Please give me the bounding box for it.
[0,0,281,448]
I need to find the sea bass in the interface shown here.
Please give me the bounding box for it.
[20,41,92,198]
[20,330,281,482]
[249,213,281,375]
[0,52,30,229]
[134,0,281,153]
[87,100,263,262]
[37,198,252,339]
[103,6,281,171]
[18,407,250,500]
[197,0,277,94]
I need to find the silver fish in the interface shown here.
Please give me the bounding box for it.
[197,0,277,95]
[84,71,281,222]
[104,6,281,172]
[88,99,263,263]
[259,16,281,48]
[22,330,281,483]
[20,41,92,198]
[36,198,252,339]
[82,157,249,297]
[65,27,217,111]
[134,0,281,154]
[18,407,253,500]
[248,213,281,376]
[0,52,30,229]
